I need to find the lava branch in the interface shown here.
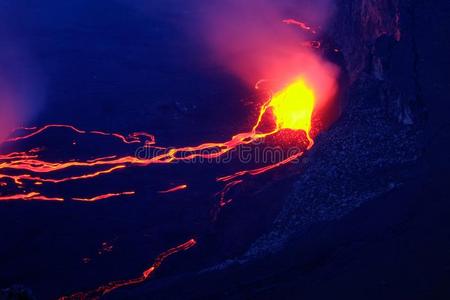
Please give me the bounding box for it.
[218,179,244,208]
[0,78,316,204]
[6,124,156,145]
[72,191,136,202]
[0,12,337,300]
[209,78,316,216]
[282,18,317,34]
[217,151,304,183]
[1,77,319,299]
[158,184,188,194]
[59,239,197,300]
[0,165,127,185]
[0,192,64,202]
[0,191,137,203]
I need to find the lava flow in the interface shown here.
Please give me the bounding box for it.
[267,79,315,145]
[0,75,323,299]
[59,239,197,300]
[0,77,317,202]
[158,184,188,194]
[72,191,136,202]
[282,19,317,34]
[0,2,343,295]
[0,191,64,202]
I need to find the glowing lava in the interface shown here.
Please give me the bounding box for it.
[0,8,344,298]
[72,191,135,202]
[0,77,320,297]
[270,79,314,137]
[0,192,64,202]
[282,19,317,34]
[0,78,316,196]
[59,239,197,300]
[0,19,340,298]
[158,184,188,194]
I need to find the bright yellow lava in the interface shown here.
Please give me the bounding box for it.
[270,79,315,135]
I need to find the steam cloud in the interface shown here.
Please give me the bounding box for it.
[0,27,43,145]
[117,0,339,124]
[194,0,340,123]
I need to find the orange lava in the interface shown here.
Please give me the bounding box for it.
[59,239,197,300]
[267,79,315,145]
[0,13,341,300]
[282,18,317,34]
[158,184,188,194]
[6,124,155,145]
[0,78,316,202]
[1,75,322,300]
[0,192,63,202]
[72,191,136,202]
[0,165,127,185]
[218,179,243,208]
[217,151,304,182]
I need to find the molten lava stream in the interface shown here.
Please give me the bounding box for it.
[0,77,318,299]
[59,239,197,300]
[211,78,316,206]
[72,191,136,202]
[282,18,317,34]
[158,184,188,194]
[6,124,156,145]
[0,78,315,203]
[0,192,63,202]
